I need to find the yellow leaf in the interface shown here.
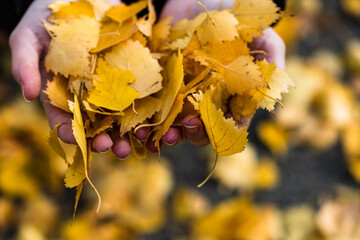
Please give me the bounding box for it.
[128,132,147,160]
[152,93,185,148]
[48,123,67,163]
[105,39,163,98]
[86,116,114,138]
[69,94,101,212]
[44,75,72,113]
[229,93,257,119]
[196,10,239,44]
[65,147,86,188]
[82,100,124,116]
[213,56,265,95]
[136,0,156,37]
[195,38,250,67]
[48,0,94,23]
[44,16,100,77]
[106,1,147,23]
[232,0,280,30]
[199,91,248,156]
[135,51,184,131]
[120,96,162,136]
[91,18,137,53]
[169,12,206,42]
[256,64,295,111]
[151,17,173,51]
[86,0,112,21]
[87,59,139,112]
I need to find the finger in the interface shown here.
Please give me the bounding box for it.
[147,139,160,153]
[9,27,43,101]
[92,132,113,153]
[253,28,286,70]
[110,129,132,159]
[112,138,132,160]
[42,101,76,144]
[181,115,209,147]
[161,127,182,146]
[134,127,151,143]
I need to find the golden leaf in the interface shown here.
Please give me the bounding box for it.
[169,12,206,42]
[48,0,94,23]
[87,59,139,112]
[69,94,101,212]
[105,39,162,98]
[194,38,250,66]
[151,17,173,51]
[91,18,137,53]
[199,91,248,156]
[196,10,239,44]
[44,16,100,77]
[232,0,280,30]
[86,116,114,138]
[135,51,184,131]
[256,63,295,111]
[44,75,72,113]
[106,1,147,23]
[212,56,265,95]
[136,0,156,37]
[86,0,112,21]
[64,147,86,188]
[120,96,162,136]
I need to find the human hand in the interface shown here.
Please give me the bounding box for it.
[9,0,155,159]
[159,0,286,147]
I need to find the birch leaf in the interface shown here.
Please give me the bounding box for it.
[105,39,162,98]
[199,91,248,156]
[87,59,139,112]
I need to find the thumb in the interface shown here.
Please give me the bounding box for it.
[10,27,43,101]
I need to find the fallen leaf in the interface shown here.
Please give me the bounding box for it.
[87,58,139,112]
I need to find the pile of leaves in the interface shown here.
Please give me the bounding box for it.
[44,0,294,211]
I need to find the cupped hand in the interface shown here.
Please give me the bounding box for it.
[159,0,286,147]
[9,0,150,159]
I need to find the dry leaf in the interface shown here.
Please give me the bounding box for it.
[105,39,162,98]
[87,59,139,112]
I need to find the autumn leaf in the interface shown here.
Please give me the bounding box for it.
[136,0,156,37]
[91,18,137,53]
[106,0,147,23]
[105,39,162,98]
[69,94,101,212]
[256,61,295,111]
[86,116,114,138]
[199,91,248,157]
[135,51,184,134]
[232,0,280,30]
[194,38,250,66]
[209,56,265,95]
[196,10,239,44]
[120,96,162,136]
[87,59,139,112]
[48,0,95,23]
[44,16,100,77]
[44,75,72,113]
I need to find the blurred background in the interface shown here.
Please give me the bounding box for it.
[1,0,360,239]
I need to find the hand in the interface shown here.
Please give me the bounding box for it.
[9,0,150,159]
[159,0,286,147]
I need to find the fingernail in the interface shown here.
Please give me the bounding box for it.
[117,155,129,160]
[98,148,110,153]
[20,80,30,103]
[184,124,198,134]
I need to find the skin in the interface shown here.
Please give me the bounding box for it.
[10,0,285,158]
